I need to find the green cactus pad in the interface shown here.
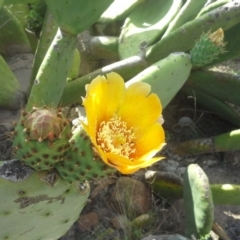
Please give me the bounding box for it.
[207,22,240,66]
[190,30,225,67]
[98,0,145,24]
[185,69,240,106]
[182,85,240,128]
[56,125,116,183]
[0,6,31,56]
[13,108,72,171]
[162,0,207,37]
[0,161,89,240]
[0,55,24,109]
[45,0,114,35]
[145,171,183,200]
[146,1,240,64]
[183,164,214,239]
[126,52,192,108]
[118,0,182,59]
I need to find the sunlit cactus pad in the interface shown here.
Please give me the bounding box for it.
[0,161,90,240]
[56,125,116,183]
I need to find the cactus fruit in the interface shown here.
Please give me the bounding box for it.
[190,28,226,68]
[0,160,90,240]
[183,164,214,238]
[126,52,192,108]
[118,0,182,59]
[13,107,72,171]
[56,124,116,184]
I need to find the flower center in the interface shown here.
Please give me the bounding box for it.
[97,115,136,158]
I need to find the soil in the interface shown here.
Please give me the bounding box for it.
[0,54,240,240]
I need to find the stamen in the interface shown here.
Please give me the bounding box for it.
[96,115,136,158]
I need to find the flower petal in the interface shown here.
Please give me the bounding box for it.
[133,122,165,159]
[82,72,166,175]
[118,83,162,130]
[83,72,126,140]
[109,155,165,174]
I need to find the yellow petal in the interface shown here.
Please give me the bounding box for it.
[113,156,165,174]
[133,122,165,159]
[118,84,162,130]
[105,152,138,167]
[82,72,166,175]
[83,73,124,140]
[100,72,126,122]
[82,75,107,138]
[83,73,126,138]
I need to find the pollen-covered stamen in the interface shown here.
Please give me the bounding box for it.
[96,115,136,158]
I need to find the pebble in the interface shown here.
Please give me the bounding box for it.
[110,215,129,230]
[110,177,151,217]
[140,234,189,240]
[78,212,99,232]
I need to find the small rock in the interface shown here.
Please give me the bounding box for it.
[157,159,180,172]
[203,159,218,166]
[78,212,99,232]
[0,109,21,127]
[7,54,34,93]
[95,207,110,221]
[141,234,189,240]
[111,215,129,230]
[110,177,151,217]
[185,157,197,163]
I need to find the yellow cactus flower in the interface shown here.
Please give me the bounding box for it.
[208,28,225,46]
[82,72,165,174]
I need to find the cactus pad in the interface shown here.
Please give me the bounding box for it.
[183,164,214,238]
[56,124,116,183]
[0,160,90,240]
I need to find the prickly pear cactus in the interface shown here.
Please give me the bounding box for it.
[12,107,72,171]
[56,124,116,183]
[190,28,226,68]
[183,164,214,239]
[0,159,90,240]
[127,52,192,108]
